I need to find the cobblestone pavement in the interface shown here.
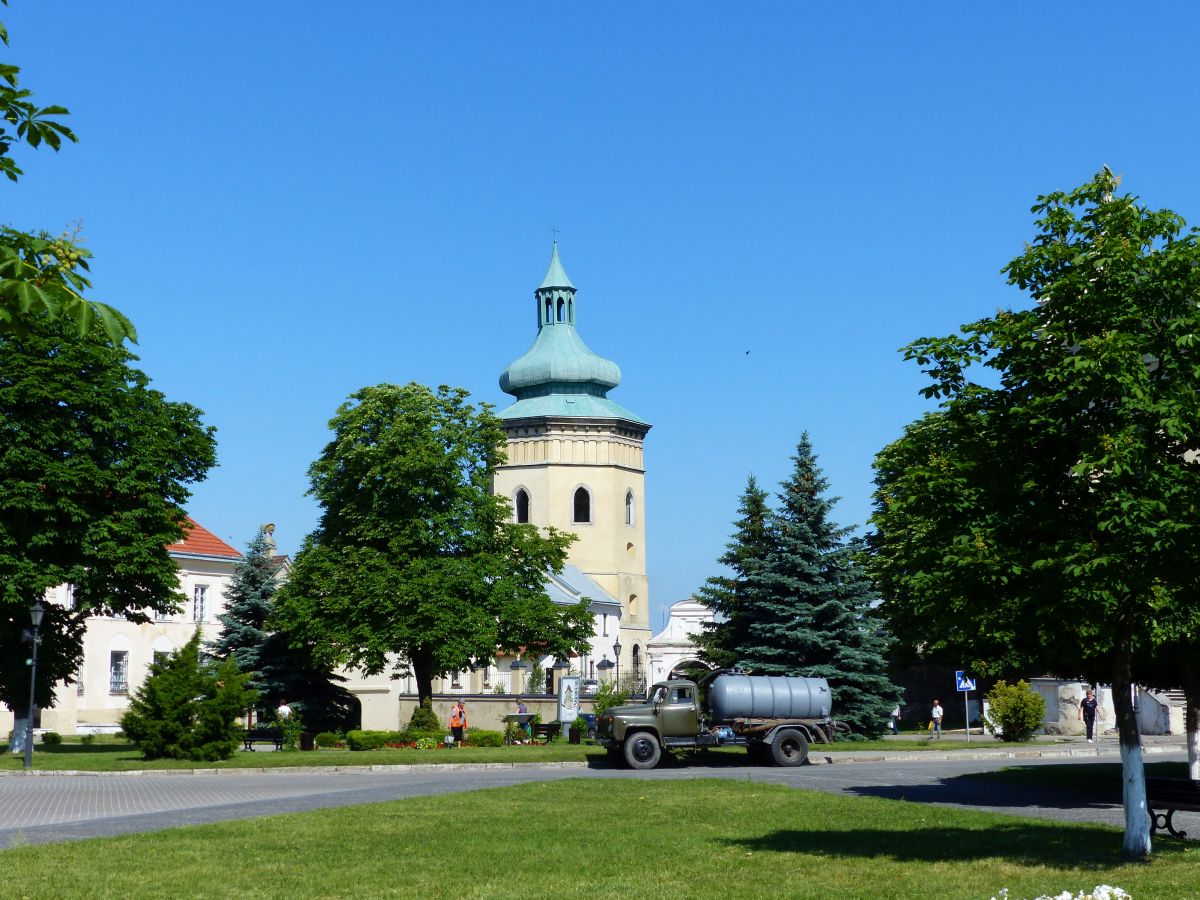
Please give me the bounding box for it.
[0,750,1190,848]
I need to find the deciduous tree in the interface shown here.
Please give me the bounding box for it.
[271,383,592,706]
[0,5,134,343]
[869,168,1200,856]
[0,318,216,751]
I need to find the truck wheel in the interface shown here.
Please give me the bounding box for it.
[623,733,662,770]
[770,729,809,767]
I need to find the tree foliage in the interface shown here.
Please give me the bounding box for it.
[700,435,901,737]
[694,475,771,670]
[981,679,1045,742]
[208,530,355,732]
[869,168,1200,855]
[0,6,134,343]
[0,317,216,722]
[121,632,257,761]
[271,382,593,705]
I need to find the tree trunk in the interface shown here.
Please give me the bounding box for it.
[8,714,29,755]
[1112,640,1151,857]
[413,653,434,708]
[1184,668,1200,781]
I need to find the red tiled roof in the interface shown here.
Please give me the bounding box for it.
[166,517,241,559]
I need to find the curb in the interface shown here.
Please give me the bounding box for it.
[808,743,1181,766]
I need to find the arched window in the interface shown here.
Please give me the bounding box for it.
[557,298,566,322]
[515,488,530,524]
[545,298,552,323]
[632,645,642,678]
[573,487,591,523]
[625,490,635,525]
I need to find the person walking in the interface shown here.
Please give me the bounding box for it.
[449,700,467,747]
[1079,688,1100,743]
[890,704,902,735]
[930,699,943,739]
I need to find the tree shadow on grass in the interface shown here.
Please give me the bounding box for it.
[719,822,1141,867]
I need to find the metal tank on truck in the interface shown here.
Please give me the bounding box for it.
[594,669,840,770]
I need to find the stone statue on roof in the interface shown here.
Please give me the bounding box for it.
[261,523,277,557]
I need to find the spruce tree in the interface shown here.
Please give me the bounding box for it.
[739,434,900,737]
[695,475,773,669]
[121,632,256,761]
[209,530,355,732]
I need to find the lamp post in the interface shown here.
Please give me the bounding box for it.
[613,638,622,691]
[24,601,45,771]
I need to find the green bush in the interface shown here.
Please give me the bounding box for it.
[503,721,523,743]
[593,682,629,715]
[982,679,1045,742]
[41,731,62,746]
[414,737,438,750]
[121,632,257,761]
[80,733,96,746]
[278,712,304,751]
[346,730,387,751]
[409,701,440,732]
[314,731,343,749]
[466,729,503,747]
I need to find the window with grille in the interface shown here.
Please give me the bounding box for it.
[109,651,129,694]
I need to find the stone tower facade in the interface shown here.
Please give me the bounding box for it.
[495,245,653,684]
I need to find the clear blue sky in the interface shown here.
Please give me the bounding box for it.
[6,3,1199,633]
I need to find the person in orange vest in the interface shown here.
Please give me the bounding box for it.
[450,700,467,747]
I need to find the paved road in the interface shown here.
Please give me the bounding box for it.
[0,751,1190,848]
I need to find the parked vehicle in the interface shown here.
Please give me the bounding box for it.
[595,670,836,769]
[580,679,600,697]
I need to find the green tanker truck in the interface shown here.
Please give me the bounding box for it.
[595,670,837,770]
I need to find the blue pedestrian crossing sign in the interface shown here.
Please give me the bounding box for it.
[955,671,976,692]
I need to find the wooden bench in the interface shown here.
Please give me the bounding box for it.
[242,727,284,751]
[1146,777,1200,838]
[531,722,560,744]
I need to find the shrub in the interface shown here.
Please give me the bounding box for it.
[571,716,588,732]
[414,737,438,750]
[314,731,343,749]
[346,730,387,751]
[409,701,440,732]
[593,682,629,715]
[278,711,304,751]
[121,632,257,761]
[80,733,96,746]
[503,721,523,744]
[982,679,1045,742]
[41,731,62,746]
[466,729,504,747]
[491,683,508,694]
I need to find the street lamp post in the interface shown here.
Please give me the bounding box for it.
[613,638,622,691]
[23,601,45,771]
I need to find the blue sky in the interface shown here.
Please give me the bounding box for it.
[5,3,1199,633]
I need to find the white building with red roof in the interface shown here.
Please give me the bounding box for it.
[1,517,242,736]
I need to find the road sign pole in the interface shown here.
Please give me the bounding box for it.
[964,690,970,743]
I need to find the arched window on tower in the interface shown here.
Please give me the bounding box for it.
[573,487,591,523]
[625,490,635,526]
[545,298,552,324]
[515,488,530,524]
[568,299,574,323]
[557,297,566,322]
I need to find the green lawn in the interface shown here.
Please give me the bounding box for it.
[2,779,1196,899]
[2,736,1045,772]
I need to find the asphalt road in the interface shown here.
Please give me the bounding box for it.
[0,751,1190,848]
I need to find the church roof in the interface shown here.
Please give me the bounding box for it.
[166,516,241,559]
[538,242,575,289]
[499,246,648,426]
[545,565,620,610]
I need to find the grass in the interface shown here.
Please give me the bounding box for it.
[1,735,1051,772]
[2,779,1197,898]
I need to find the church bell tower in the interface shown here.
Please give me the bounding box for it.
[495,244,653,682]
